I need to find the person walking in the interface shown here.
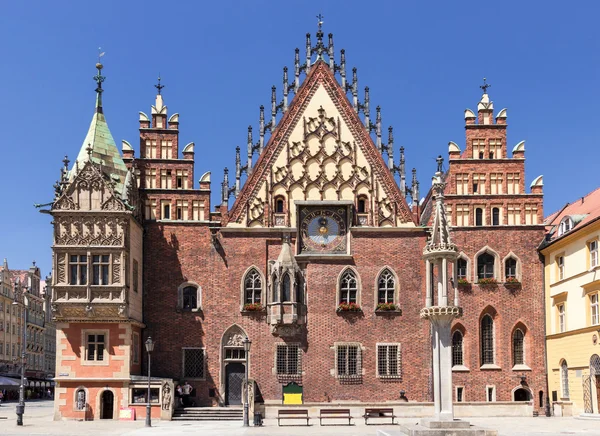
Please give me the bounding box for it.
[0,390,4,406]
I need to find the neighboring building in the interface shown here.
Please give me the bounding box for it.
[0,259,23,376]
[47,25,547,420]
[0,260,55,389]
[42,277,57,380]
[540,188,600,416]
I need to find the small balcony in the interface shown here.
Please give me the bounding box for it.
[267,302,306,336]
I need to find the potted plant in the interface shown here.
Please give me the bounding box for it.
[243,303,263,312]
[336,302,362,312]
[456,278,471,289]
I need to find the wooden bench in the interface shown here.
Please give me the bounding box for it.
[363,407,396,425]
[319,408,353,425]
[277,409,310,426]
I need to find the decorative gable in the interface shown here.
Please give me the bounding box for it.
[227,62,414,228]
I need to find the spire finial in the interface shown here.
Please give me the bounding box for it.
[93,50,106,113]
[155,75,164,95]
[316,13,324,32]
[86,143,93,156]
[480,77,491,94]
[62,155,70,172]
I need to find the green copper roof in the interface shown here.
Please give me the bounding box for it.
[73,66,128,195]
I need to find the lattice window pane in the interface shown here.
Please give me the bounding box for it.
[456,259,467,280]
[505,258,517,279]
[183,286,198,310]
[244,270,262,304]
[183,348,205,378]
[276,344,301,377]
[378,270,395,304]
[481,315,494,365]
[337,344,361,377]
[513,329,524,365]
[452,331,463,366]
[377,344,401,378]
[340,271,358,304]
[477,254,495,279]
[561,361,569,398]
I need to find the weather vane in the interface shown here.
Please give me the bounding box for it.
[480,77,491,94]
[317,13,324,32]
[97,47,105,64]
[155,75,164,95]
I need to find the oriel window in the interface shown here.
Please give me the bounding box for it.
[92,255,110,285]
[69,255,87,285]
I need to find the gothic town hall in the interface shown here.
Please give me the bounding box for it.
[46,26,546,420]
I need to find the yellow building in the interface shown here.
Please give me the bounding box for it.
[541,188,600,416]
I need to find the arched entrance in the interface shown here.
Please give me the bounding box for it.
[513,388,531,401]
[100,390,114,419]
[221,325,247,407]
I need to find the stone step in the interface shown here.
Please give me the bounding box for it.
[172,416,243,421]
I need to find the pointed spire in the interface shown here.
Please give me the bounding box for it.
[235,146,242,197]
[351,67,358,111]
[259,105,265,151]
[375,106,382,152]
[222,168,230,204]
[363,87,370,128]
[399,145,406,195]
[247,125,254,174]
[282,67,289,111]
[271,86,277,128]
[93,62,105,114]
[294,48,301,91]
[387,127,394,169]
[411,168,419,208]
[328,33,335,71]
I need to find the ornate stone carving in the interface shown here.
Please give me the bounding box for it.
[56,254,66,284]
[226,333,245,347]
[162,384,172,410]
[270,323,303,337]
[118,305,128,317]
[112,255,121,284]
[101,196,126,211]
[54,216,124,246]
[54,195,78,210]
[419,306,463,320]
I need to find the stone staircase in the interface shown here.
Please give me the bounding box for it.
[172,406,243,421]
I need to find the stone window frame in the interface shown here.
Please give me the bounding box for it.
[177,281,202,312]
[479,307,500,369]
[587,291,599,326]
[274,342,302,380]
[129,384,161,405]
[502,252,521,282]
[587,237,599,270]
[182,347,207,380]
[336,267,361,307]
[474,246,500,282]
[511,324,531,370]
[455,386,465,402]
[91,254,111,286]
[375,342,402,379]
[560,359,569,399]
[454,253,470,282]
[452,330,464,368]
[81,329,109,367]
[240,266,265,309]
[374,266,399,306]
[73,385,89,411]
[486,385,496,402]
[332,342,364,380]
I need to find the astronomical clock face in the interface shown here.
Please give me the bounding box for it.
[299,206,348,254]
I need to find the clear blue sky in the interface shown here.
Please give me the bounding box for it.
[1,1,598,277]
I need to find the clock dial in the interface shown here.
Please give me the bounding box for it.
[299,207,348,254]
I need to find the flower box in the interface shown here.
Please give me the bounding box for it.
[336,303,362,313]
[375,303,402,315]
[242,303,264,312]
[504,277,521,288]
[477,278,498,286]
[456,278,471,289]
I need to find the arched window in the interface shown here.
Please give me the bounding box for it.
[456,258,468,280]
[275,197,285,214]
[377,269,395,304]
[561,360,569,398]
[177,282,201,311]
[182,286,198,311]
[452,331,463,367]
[75,388,86,410]
[339,270,358,304]
[492,207,500,226]
[505,257,517,280]
[481,314,494,365]
[357,197,367,213]
[281,274,291,302]
[513,329,524,365]
[558,217,573,236]
[477,253,495,279]
[475,208,483,226]
[244,269,262,304]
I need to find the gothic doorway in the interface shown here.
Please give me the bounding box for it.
[221,325,248,407]
[513,388,531,401]
[100,390,114,419]
[226,362,245,405]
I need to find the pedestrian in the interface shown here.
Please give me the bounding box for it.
[0,390,4,406]
[182,381,193,407]
[175,384,183,407]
